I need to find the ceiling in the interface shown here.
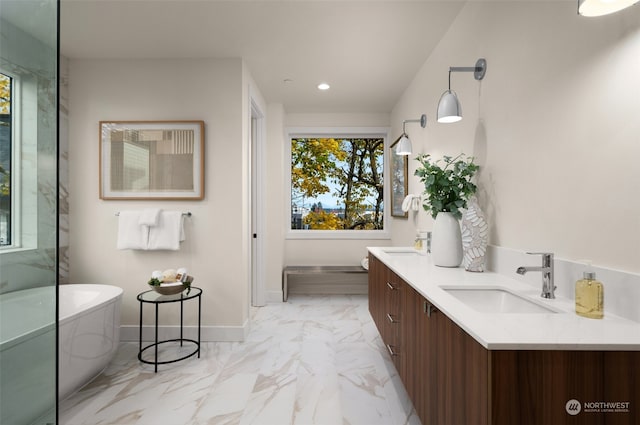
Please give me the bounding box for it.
[57,0,477,113]
[0,0,562,114]
[6,1,576,114]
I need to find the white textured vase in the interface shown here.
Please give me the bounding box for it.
[461,197,489,272]
[431,212,463,267]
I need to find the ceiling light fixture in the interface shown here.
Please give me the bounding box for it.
[437,58,487,124]
[578,0,639,16]
[393,114,427,156]
[317,83,330,90]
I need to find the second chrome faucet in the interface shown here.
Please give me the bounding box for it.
[516,252,556,299]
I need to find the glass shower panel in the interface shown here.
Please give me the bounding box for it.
[0,1,58,424]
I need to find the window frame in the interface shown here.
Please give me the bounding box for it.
[0,69,37,253]
[285,127,391,240]
[0,70,21,250]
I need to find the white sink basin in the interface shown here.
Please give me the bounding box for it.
[441,286,560,314]
[382,249,420,256]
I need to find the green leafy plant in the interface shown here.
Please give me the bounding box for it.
[414,153,479,220]
[147,277,161,286]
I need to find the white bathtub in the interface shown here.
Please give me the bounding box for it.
[1,285,57,425]
[0,284,123,424]
[58,284,123,400]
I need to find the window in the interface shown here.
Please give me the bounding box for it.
[287,128,390,239]
[0,70,35,252]
[0,72,12,246]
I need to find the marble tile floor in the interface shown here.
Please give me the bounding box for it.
[59,295,422,425]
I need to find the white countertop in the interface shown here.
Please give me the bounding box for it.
[368,247,640,350]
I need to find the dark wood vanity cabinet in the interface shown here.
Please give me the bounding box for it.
[400,281,488,425]
[368,254,402,371]
[401,283,438,424]
[368,254,640,425]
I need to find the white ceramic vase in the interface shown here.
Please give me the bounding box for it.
[461,196,489,272]
[431,211,463,267]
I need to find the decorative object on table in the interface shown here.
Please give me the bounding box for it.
[415,153,479,267]
[99,120,204,200]
[460,196,488,272]
[147,267,194,295]
[431,212,463,266]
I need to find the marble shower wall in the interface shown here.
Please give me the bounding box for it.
[0,15,58,294]
[59,56,69,284]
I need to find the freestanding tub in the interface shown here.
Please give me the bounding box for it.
[0,284,123,424]
[59,284,123,400]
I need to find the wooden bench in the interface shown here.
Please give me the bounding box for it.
[282,265,368,301]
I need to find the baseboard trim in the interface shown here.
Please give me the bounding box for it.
[120,323,248,342]
[267,290,284,303]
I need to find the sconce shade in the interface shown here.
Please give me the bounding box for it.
[578,0,639,16]
[396,134,413,156]
[437,90,462,123]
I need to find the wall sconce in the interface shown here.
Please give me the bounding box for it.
[394,114,427,156]
[578,0,639,16]
[437,58,487,124]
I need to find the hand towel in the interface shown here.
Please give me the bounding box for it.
[139,208,161,227]
[116,211,148,250]
[147,211,184,250]
[401,194,421,212]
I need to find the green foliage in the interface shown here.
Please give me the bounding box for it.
[0,74,10,115]
[414,153,479,220]
[291,138,384,230]
[304,209,343,230]
[147,277,161,286]
[1,74,11,197]
[291,138,345,199]
[0,165,9,197]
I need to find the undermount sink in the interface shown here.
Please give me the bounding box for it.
[441,286,560,314]
[382,249,420,256]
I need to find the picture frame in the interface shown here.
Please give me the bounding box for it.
[99,120,204,200]
[389,135,409,218]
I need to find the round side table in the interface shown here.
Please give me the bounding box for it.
[137,287,202,372]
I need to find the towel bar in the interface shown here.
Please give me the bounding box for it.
[115,211,192,217]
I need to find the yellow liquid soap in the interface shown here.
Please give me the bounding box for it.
[575,272,604,319]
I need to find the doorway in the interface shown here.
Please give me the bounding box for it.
[250,97,266,306]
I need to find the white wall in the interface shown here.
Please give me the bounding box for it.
[264,103,286,301]
[68,58,252,339]
[391,2,640,274]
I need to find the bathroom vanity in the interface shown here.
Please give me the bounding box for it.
[368,247,640,425]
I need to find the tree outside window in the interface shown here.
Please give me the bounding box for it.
[0,73,11,246]
[291,137,384,231]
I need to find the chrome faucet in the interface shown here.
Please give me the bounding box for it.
[516,252,556,299]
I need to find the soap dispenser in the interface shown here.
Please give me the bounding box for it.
[575,268,604,319]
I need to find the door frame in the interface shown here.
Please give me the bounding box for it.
[249,91,266,307]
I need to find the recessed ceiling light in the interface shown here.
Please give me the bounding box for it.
[317,83,330,91]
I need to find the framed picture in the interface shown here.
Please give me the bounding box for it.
[389,135,409,218]
[99,121,204,200]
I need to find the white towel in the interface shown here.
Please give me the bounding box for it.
[139,208,161,227]
[401,194,421,212]
[147,211,185,250]
[117,211,148,250]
